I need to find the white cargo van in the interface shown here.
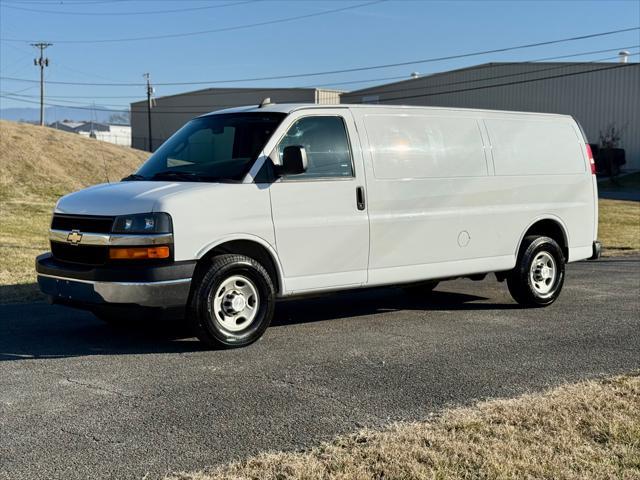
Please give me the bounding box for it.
[37,103,601,348]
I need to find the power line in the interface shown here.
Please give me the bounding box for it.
[1,38,139,83]
[343,51,640,97]
[1,26,637,86]
[0,0,258,16]
[4,45,635,101]
[516,44,640,62]
[3,50,638,109]
[54,62,136,84]
[0,0,129,5]
[2,61,635,115]
[101,53,640,107]
[0,0,387,43]
[2,85,39,96]
[376,62,638,105]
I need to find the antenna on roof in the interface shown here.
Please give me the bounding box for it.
[259,97,273,108]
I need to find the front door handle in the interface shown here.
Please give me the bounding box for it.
[356,186,366,211]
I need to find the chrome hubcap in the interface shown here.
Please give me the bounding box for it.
[529,251,557,295]
[211,275,259,332]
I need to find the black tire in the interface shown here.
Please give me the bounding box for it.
[507,235,565,307]
[403,280,439,297]
[188,254,275,348]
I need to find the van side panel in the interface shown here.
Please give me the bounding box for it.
[368,116,488,179]
[484,116,595,261]
[486,119,586,175]
[353,107,595,287]
[358,110,514,284]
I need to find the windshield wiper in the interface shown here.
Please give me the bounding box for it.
[121,173,146,181]
[150,170,227,182]
[150,170,204,182]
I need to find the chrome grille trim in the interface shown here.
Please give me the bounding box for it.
[49,229,173,247]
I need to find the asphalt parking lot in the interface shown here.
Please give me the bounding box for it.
[1,256,639,480]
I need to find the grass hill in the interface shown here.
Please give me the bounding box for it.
[0,119,147,203]
[0,120,148,302]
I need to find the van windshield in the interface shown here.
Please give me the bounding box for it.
[130,112,286,182]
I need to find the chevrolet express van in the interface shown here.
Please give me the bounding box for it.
[37,103,601,348]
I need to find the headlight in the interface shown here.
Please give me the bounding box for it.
[112,212,172,234]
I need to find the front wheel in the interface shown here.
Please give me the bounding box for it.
[188,254,275,348]
[507,235,565,307]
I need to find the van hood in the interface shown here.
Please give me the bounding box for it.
[55,181,225,216]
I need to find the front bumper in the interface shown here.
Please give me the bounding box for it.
[36,253,196,308]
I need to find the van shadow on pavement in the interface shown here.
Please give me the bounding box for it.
[0,283,518,362]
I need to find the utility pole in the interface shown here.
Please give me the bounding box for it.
[31,42,52,126]
[143,73,154,152]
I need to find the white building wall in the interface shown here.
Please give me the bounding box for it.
[77,125,131,147]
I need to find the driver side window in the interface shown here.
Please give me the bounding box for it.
[277,116,354,179]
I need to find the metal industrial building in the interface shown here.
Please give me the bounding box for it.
[341,61,640,169]
[130,87,341,151]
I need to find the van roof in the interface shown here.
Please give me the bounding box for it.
[201,103,572,119]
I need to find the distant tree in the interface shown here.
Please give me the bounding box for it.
[598,123,627,178]
[599,123,625,149]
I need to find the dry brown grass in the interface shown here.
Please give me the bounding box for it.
[0,119,147,202]
[0,120,147,303]
[599,199,640,256]
[170,374,640,480]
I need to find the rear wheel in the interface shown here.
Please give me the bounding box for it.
[507,235,565,306]
[188,254,275,348]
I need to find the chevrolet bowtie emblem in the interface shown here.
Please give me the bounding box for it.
[67,230,83,245]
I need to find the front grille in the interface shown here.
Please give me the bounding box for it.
[51,242,108,266]
[51,214,114,233]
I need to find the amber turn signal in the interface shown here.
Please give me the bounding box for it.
[109,246,170,260]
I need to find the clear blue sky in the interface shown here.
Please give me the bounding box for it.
[1,0,639,111]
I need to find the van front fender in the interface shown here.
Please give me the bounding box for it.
[195,234,286,294]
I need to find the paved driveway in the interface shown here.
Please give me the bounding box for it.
[1,256,639,479]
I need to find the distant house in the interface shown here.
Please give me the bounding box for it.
[49,120,84,133]
[48,120,131,147]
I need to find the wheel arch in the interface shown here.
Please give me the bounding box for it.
[516,216,570,261]
[195,235,285,294]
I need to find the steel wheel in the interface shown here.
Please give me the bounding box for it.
[210,275,260,333]
[529,251,557,297]
[507,235,565,307]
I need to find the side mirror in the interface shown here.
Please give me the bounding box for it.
[276,145,308,176]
